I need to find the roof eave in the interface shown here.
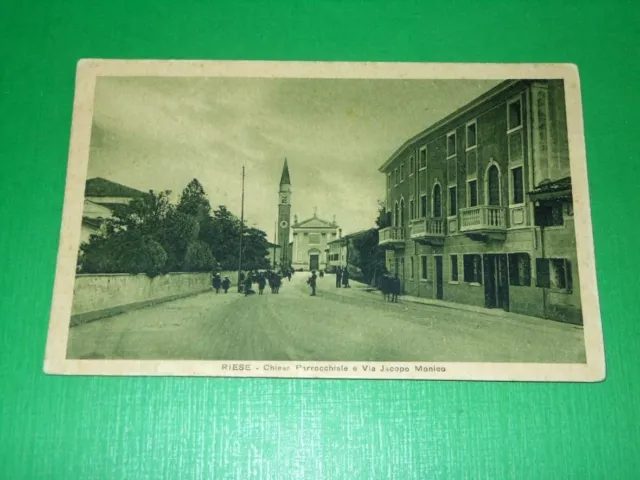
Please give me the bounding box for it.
[378,79,524,173]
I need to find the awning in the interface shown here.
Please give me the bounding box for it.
[528,177,572,202]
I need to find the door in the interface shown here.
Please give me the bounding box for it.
[483,254,509,310]
[434,256,444,300]
[309,254,319,271]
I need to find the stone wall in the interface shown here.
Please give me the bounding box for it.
[70,271,239,325]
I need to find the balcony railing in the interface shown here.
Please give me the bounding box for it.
[410,217,445,240]
[460,205,507,232]
[378,226,406,246]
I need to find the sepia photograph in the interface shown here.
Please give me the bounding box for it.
[44,60,605,381]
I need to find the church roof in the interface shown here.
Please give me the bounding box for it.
[279,159,291,185]
[294,215,337,229]
[85,177,145,198]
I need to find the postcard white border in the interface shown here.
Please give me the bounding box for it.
[43,60,605,382]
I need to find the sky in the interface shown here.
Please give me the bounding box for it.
[88,75,501,237]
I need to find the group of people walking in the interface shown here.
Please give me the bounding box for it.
[334,266,351,289]
[211,268,294,296]
[211,274,232,294]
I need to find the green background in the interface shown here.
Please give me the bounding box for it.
[1,1,638,478]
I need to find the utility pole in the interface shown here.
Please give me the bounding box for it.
[237,166,245,292]
[273,221,277,269]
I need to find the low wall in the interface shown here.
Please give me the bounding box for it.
[71,271,239,326]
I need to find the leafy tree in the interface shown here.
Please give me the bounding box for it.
[351,229,386,285]
[177,179,211,220]
[183,240,215,272]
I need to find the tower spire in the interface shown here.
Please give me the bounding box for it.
[279,158,291,186]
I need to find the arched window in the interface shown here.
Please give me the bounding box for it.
[487,164,501,206]
[399,199,405,227]
[394,201,399,227]
[409,199,414,220]
[433,184,442,218]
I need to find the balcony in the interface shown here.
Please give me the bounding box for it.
[460,205,507,241]
[410,217,445,245]
[378,226,406,248]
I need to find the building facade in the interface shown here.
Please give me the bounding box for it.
[378,79,581,324]
[290,212,340,271]
[80,177,144,244]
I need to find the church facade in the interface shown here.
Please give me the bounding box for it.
[290,212,340,271]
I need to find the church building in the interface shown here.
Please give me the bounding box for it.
[275,159,340,271]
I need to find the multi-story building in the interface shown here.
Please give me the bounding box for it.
[378,79,581,324]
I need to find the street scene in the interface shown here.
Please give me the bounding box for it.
[67,272,585,363]
[62,70,590,366]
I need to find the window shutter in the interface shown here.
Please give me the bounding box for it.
[536,258,550,288]
[565,259,573,293]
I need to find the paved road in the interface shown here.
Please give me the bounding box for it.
[67,273,586,363]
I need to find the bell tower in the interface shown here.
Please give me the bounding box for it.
[277,158,292,268]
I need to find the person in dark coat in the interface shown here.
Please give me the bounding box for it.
[341,268,350,288]
[286,269,292,282]
[212,274,222,294]
[391,274,401,303]
[221,277,231,293]
[307,270,317,296]
[336,266,342,288]
[380,275,390,302]
[257,274,267,295]
[273,273,282,294]
[319,270,324,278]
[244,275,254,296]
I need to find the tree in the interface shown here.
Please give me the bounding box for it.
[241,227,271,270]
[351,229,386,285]
[177,178,211,220]
[375,199,391,229]
[183,240,215,272]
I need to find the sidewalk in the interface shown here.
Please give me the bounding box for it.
[331,277,583,330]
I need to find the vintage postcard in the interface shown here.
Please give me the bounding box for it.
[44,60,605,381]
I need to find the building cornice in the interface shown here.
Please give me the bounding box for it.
[378,80,526,173]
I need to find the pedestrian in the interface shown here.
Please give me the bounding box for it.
[274,274,282,294]
[319,270,324,278]
[287,270,292,282]
[336,266,342,288]
[212,273,221,294]
[307,270,317,296]
[244,275,253,296]
[257,274,267,295]
[221,276,231,293]
[342,268,350,288]
[391,273,401,303]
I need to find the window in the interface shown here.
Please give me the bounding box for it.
[448,186,457,216]
[466,122,477,149]
[419,147,427,170]
[534,204,564,227]
[409,199,414,220]
[508,253,531,286]
[433,184,442,218]
[536,258,573,292]
[421,256,428,280]
[420,194,428,217]
[508,98,523,131]
[409,156,415,175]
[511,166,524,204]
[447,132,457,157]
[487,165,501,206]
[399,199,405,227]
[468,180,478,207]
[309,233,321,244]
[400,163,405,182]
[410,257,415,279]
[463,254,482,284]
[387,173,391,190]
[450,255,459,281]
[394,168,398,186]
